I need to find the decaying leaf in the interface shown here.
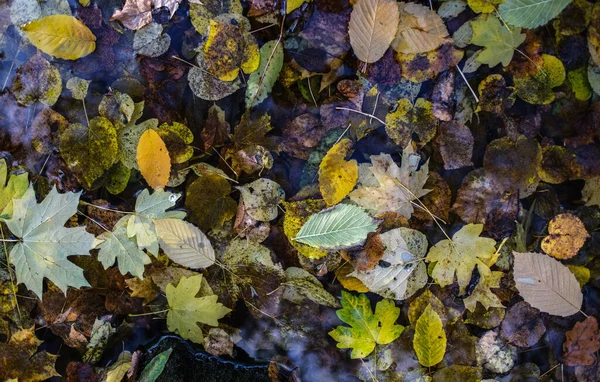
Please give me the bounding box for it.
[0,327,59,381]
[513,54,566,104]
[563,316,600,366]
[12,54,62,106]
[513,251,583,316]
[392,2,449,54]
[348,0,399,63]
[318,139,358,206]
[155,219,215,269]
[0,158,28,218]
[185,173,237,231]
[246,40,284,107]
[133,22,171,57]
[329,291,405,358]
[541,213,589,260]
[236,178,285,222]
[282,267,340,308]
[283,199,328,259]
[385,98,438,148]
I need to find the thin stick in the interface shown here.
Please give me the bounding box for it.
[129,309,170,317]
[250,23,278,34]
[307,77,318,107]
[79,200,132,214]
[213,147,238,178]
[335,107,387,126]
[456,66,479,103]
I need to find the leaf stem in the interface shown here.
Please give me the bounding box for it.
[129,308,170,317]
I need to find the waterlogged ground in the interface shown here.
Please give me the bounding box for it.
[1,0,600,381]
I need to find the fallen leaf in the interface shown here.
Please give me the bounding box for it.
[133,22,171,57]
[185,173,237,231]
[282,267,340,308]
[246,40,284,107]
[0,327,59,381]
[0,158,28,218]
[471,14,526,67]
[21,14,96,60]
[329,291,405,358]
[563,316,600,366]
[12,54,62,106]
[463,266,504,312]
[110,0,152,30]
[155,218,216,269]
[385,98,438,148]
[499,0,572,29]
[166,275,231,343]
[392,2,449,54]
[541,213,589,260]
[66,77,90,100]
[318,139,358,207]
[500,301,546,347]
[513,54,566,105]
[137,129,171,190]
[468,0,504,13]
[283,199,329,259]
[139,347,172,382]
[200,104,230,151]
[236,178,285,222]
[413,304,447,367]
[106,350,132,382]
[348,0,399,63]
[513,251,583,316]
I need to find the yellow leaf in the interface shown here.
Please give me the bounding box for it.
[567,265,591,287]
[413,304,446,367]
[348,0,400,63]
[287,0,312,13]
[136,129,171,190]
[319,139,358,206]
[541,213,589,260]
[392,2,449,54]
[204,21,259,81]
[21,15,96,60]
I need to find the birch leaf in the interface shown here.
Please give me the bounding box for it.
[513,251,583,316]
[246,40,284,108]
[137,129,171,190]
[155,219,215,269]
[413,304,447,367]
[21,15,96,60]
[348,0,400,63]
[294,204,379,249]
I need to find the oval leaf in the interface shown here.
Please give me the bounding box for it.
[246,40,284,108]
[513,251,583,316]
[499,0,572,29]
[294,203,379,249]
[137,129,171,189]
[413,304,446,367]
[21,15,96,60]
[348,0,400,63]
[154,218,215,269]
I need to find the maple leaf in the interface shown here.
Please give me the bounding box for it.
[349,143,430,219]
[463,265,504,312]
[96,218,151,278]
[166,275,231,344]
[470,14,526,67]
[0,327,59,381]
[329,291,405,358]
[425,224,497,293]
[6,185,94,299]
[563,316,600,366]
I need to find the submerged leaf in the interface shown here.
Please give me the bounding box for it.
[155,219,215,269]
[0,327,59,381]
[12,54,62,106]
[236,178,285,222]
[185,174,237,231]
[294,204,379,249]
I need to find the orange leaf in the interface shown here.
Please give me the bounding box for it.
[136,129,171,189]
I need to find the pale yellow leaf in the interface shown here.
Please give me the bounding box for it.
[21,15,96,60]
[154,218,215,269]
[391,2,449,54]
[348,0,400,63]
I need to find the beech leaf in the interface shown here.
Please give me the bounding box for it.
[137,129,171,190]
[155,219,215,269]
[499,0,572,29]
[348,0,400,63]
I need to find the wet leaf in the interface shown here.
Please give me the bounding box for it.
[133,22,171,57]
[110,0,152,30]
[59,117,118,188]
[0,327,59,381]
[6,185,94,299]
[541,213,589,260]
[185,174,237,231]
[106,350,132,382]
[329,291,405,359]
[283,267,340,308]
[385,98,438,148]
[203,328,234,357]
[105,162,131,195]
[166,274,231,343]
[236,178,285,222]
[12,54,62,106]
[318,138,358,206]
[203,20,259,81]
[413,304,446,367]
[397,42,463,82]
[21,14,96,59]
[436,121,474,170]
[351,227,428,300]
[155,122,194,164]
[499,0,572,28]
[189,0,242,35]
[287,0,311,13]
[294,203,379,250]
[283,199,328,259]
[139,348,172,382]
[476,74,516,114]
[137,129,171,190]
[392,2,449,54]
[0,158,28,218]
[246,40,284,107]
[468,0,504,13]
[500,301,546,347]
[350,145,430,219]
[563,316,600,366]
[188,53,242,101]
[426,224,497,293]
[155,218,215,269]
[200,104,230,151]
[348,0,399,63]
[66,77,90,100]
[513,251,583,316]
[513,54,565,104]
[471,14,526,67]
[463,267,504,312]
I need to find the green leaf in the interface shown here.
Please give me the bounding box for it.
[246,40,284,108]
[0,159,28,218]
[139,348,173,382]
[499,0,572,29]
[329,291,404,358]
[413,304,447,367]
[6,185,93,299]
[283,267,340,308]
[21,14,96,60]
[471,14,526,67]
[166,275,231,344]
[294,204,379,249]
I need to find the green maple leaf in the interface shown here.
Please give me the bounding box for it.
[6,185,93,299]
[96,218,150,278]
[166,275,231,344]
[329,291,405,359]
[470,14,526,67]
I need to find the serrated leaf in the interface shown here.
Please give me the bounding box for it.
[0,327,59,381]
[6,185,93,299]
[21,14,96,60]
[246,40,284,108]
[471,14,526,67]
[499,0,572,29]
[413,304,446,367]
[294,204,379,249]
[137,129,171,190]
[348,0,400,63]
[513,251,583,316]
[329,291,404,358]
[166,275,231,343]
[154,219,215,269]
